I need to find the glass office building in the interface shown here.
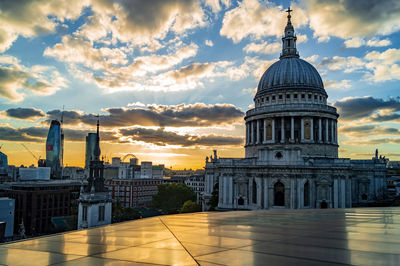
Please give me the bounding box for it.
[46,120,63,178]
[85,133,97,169]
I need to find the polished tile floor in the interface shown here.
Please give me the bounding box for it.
[1,207,400,265]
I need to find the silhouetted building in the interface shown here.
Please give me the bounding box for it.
[46,120,63,179]
[78,118,112,229]
[0,151,9,183]
[0,197,14,239]
[0,180,81,235]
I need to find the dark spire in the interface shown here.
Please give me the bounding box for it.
[280,7,299,59]
[93,115,101,160]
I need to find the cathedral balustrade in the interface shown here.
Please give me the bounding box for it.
[245,103,337,117]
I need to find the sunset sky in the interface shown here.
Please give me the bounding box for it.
[1,0,400,169]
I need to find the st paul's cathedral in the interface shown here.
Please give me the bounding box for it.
[204,9,387,210]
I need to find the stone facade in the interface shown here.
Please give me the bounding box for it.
[205,155,386,210]
[204,9,388,211]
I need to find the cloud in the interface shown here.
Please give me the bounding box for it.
[334,96,400,121]
[342,138,400,146]
[0,56,66,101]
[220,0,307,43]
[318,56,364,73]
[370,113,400,123]
[344,37,392,48]
[243,42,280,54]
[296,34,308,44]
[0,125,119,143]
[205,40,214,46]
[119,127,243,147]
[79,0,206,46]
[303,0,400,40]
[324,80,351,90]
[317,48,400,83]
[45,37,200,93]
[44,36,129,71]
[339,125,400,135]
[0,123,242,148]
[363,48,400,82]
[46,103,244,128]
[0,125,42,142]
[0,0,88,52]
[304,55,319,63]
[3,107,45,120]
[204,0,231,13]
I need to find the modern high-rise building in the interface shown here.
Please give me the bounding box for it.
[0,151,8,169]
[46,120,63,179]
[85,133,97,169]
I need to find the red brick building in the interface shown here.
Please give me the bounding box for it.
[105,179,163,208]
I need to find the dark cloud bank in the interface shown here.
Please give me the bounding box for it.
[334,96,400,121]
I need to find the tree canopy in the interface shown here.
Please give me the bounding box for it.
[180,200,201,213]
[207,182,219,211]
[152,183,196,214]
[112,199,142,223]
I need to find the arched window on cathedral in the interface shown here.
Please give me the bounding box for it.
[304,181,310,207]
[274,181,285,206]
[252,179,257,204]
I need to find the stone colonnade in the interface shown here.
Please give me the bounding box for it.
[245,116,337,145]
[217,175,351,210]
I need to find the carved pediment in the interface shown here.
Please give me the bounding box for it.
[316,177,332,185]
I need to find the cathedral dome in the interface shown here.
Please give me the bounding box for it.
[257,57,325,94]
[256,7,325,96]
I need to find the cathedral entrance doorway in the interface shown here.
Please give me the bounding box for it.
[238,197,244,205]
[320,201,328,209]
[361,194,367,200]
[274,182,285,206]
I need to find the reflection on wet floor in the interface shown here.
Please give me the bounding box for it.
[1,207,400,265]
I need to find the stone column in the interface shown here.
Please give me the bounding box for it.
[318,118,322,143]
[281,117,285,143]
[263,119,267,143]
[245,123,249,145]
[334,121,337,144]
[325,119,329,143]
[256,119,260,144]
[310,118,314,141]
[250,120,254,144]
[272,118,275,143]
[331,119,334,144]
[301,118,304,142]
[291,117,294,143]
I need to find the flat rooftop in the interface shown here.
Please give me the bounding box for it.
[1,207,400,265]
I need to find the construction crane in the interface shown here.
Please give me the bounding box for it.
[20,143,41,163]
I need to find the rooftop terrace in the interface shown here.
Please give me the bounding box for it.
[1,207,400,265]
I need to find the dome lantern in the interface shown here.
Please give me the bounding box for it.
[280,7,299,59]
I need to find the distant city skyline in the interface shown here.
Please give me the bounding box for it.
[1,0,400,169]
